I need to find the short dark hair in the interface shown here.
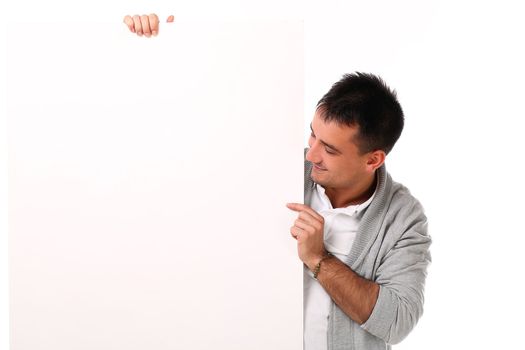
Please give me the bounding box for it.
[316,72,404,155]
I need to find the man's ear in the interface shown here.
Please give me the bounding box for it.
[366,150,386,172]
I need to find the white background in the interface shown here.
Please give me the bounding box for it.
[2,0,525,349]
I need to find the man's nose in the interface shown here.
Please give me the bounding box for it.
[306,145,321,164]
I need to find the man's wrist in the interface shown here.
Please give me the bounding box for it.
[307,251,333,278]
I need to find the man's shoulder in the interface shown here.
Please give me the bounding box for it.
[303,148,315,204]
[387,179,429,238]
[372,176,431,258]
[390,179,425,210]
[391,179,419,204]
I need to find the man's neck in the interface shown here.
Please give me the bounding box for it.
[324,171,377,209]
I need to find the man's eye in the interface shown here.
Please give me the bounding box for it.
[325,149,336,155]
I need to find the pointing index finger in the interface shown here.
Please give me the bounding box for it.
[286,203,324,222]
[286,202,305,211]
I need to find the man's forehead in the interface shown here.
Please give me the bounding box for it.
[312,113,358,138]
[311,113,360,152]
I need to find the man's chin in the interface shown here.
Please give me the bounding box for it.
[310,170,326,185]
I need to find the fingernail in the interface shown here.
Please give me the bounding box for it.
[152,30,157,36]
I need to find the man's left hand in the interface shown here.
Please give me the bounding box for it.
[286,203,328,271]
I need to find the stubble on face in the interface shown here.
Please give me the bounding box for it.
[306,111,381,208]
[308,113,364,188]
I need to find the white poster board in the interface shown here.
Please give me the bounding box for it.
[8,20,303,350]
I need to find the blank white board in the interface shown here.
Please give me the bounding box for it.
[8,20,303,350]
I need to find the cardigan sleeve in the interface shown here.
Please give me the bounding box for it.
[360,197,432,345]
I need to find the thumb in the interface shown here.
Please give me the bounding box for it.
[123,15,135,33]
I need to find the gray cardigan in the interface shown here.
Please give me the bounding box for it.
[303,148,432,349]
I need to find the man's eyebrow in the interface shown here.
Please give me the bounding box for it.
[310,123,342,154]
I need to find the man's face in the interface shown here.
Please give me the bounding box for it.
[306,110,371,189]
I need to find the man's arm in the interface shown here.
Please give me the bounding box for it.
[311,255,379,325]
[286,202,379,324]
[287,200,431,344]
[359,205,431,345]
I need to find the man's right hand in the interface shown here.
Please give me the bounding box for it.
[123,14,174,37]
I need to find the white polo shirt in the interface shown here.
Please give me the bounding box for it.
[304,181,377,350]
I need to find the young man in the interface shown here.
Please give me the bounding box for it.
[124,16,431,349]
[286,73,431,349]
